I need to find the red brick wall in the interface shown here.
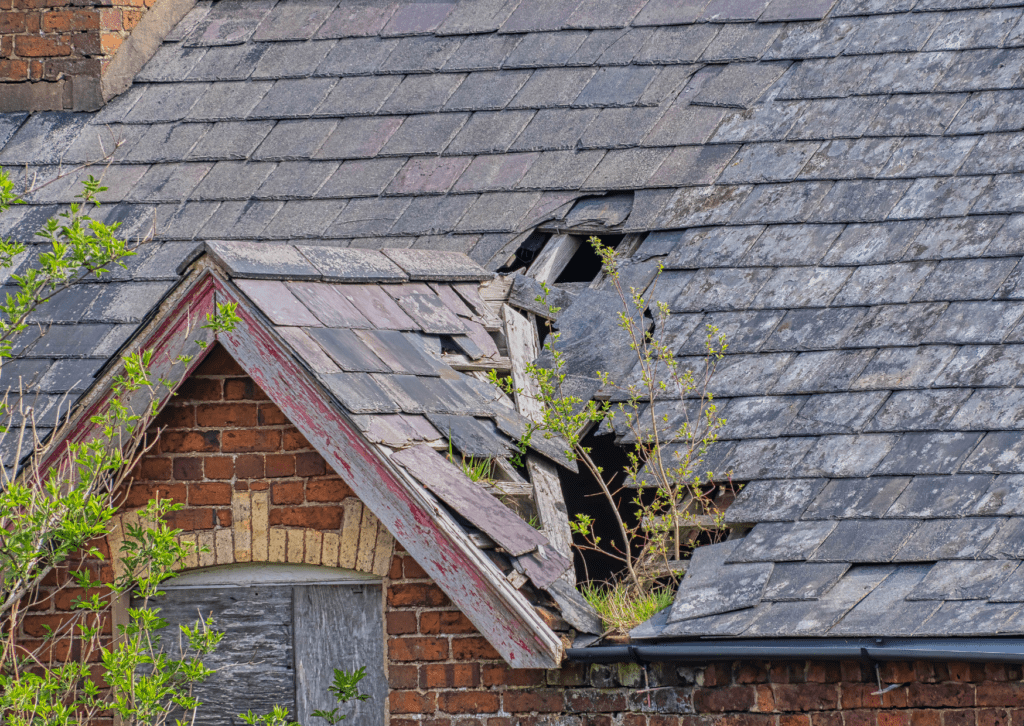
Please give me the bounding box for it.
[0,0,152,111]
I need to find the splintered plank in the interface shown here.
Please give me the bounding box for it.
[502,304,543,423]
[526,234,581,283]
[527,454,574,585]
[516,545,572,590]
[391,444,546,557]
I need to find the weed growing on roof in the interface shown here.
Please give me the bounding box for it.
[492,237,732,620]
[581,581,674,633]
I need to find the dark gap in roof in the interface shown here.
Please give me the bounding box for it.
[497,231,550,274]
[439,334,463,355]
[554,234,623,284]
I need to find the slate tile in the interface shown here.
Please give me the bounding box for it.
[566,0,649,27]
[773,353,878,397]
[122,122,211,164]
[313,117,403,159]
[723,437,813,480]
[507,108,599,152]
[390,194,478,236]
[248,77,337,119]
[810,519,922,562]
[875,432,984,476]
[122,84,211,125]
[705,353,793,397]
[165,2,211,42]
[313,37,397,75]
[987,214,1024,257]
[692,62,791,109]
[787,98,885,142]
[386,157,472,195]
[183,0,274,46]
[878,136,979,180]
[858,50,957,96]
[1005,11,1024,47]
[313,158,405,198]
[314,76,402,117]
[385,249,489,281]
[151,202,220,240]
[637,25,721,64]
[324,197,411,237]
[314,2,397,38]
[885,175,996,221]
[295,248,407,284]
[947,90,1024,135]
[507,67,596,108]
[503,30,589,68]
[184,43,268,81]
[735,181,837,224]
[797,433,898,477]
[655,185,754,228]
[442,32,522,70]
[963,431,1024,473]
[571,27,653,66]
[833,262,936,307]
[844,12,943,55]
[828,566,941,637]
[582,148,670,190]
[719,396,808,439]
[886,474,993,521]
[251,40,335,81]
[726,521,837,563]
[815,180,913,222]
[186,119,275,161]
[252,0,337,41]
[456,191,543,233]
[938,48,1024,92]
[869,94,971,139]
[128,162,213,203]
[761,0,838,21]
[184,81,273,123]
[832,0,914,15]
[198,199,283,239]
[853,346,955,393]
[644,105,728,146]
[306,328,389,373]
[436,0,521,34]
[666,560,773,622]
[803,476,912,520]
[261,200,345,239]
[498,0,585,33]
[441,70,531,112]
[382,1,455,35]
[926,9,1021,51]
[764,17,863,60]
[252,118,338,160]
[725,478,828,523]
[38,358,103,394]
[775,56,873,100]
[868,389,974,432]
[972,173,1024,214]
[711,97,808,144]
[253,160,338,200]
[379,74,466,114]
[916,599,1024,636]
[702,22,783,61]
[822,222,921,266]
[190,160,275,201]
[845,302,948,348]
[61,122,148,165]
[380,36,462,73]
[136,43,208,83]
[670,268,773,312]
[573,66,660,108]
[21,323,119,359]
[904,215,1007,261]
[936,344,1024,388]
[452,153,537,192]
[961,132,1024,176]
[515,149,605,190]
[761,562,851,603]
[925,301,1024,344]
[719,142,821,184]
[633,0,709,24]
[662,225,764,269]
[749,267,852,309]
[639,64,703,106]
[0,114,81,167]
[205,241,317,281]
[648,145,742,188]
[914,258,1017,302]
[322,372,401,414]
[895,518,1006,561]
[443,110,533,155]
[756,307,864,353]
[578,107,665,150]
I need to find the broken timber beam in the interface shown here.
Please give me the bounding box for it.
[527,234,581,283]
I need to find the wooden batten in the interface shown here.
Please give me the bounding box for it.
[526,234,580,283]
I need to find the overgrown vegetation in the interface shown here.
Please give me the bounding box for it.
[494,236,732,630]
[0,165,365,725]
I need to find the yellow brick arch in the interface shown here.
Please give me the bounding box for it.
[105,491,394,582]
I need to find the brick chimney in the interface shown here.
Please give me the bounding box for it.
[0,0,192,112]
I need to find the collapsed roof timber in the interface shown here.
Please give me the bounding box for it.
[6,0,1024,662]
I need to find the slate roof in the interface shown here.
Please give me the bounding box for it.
[4,0,1024,642]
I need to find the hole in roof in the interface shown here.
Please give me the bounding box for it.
[554,233,624,284]
[497,231,549,274]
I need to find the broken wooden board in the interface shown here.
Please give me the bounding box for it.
[391,444,547,558]
[516,544,572,590]
[527,234,581,283]
[528,454,575,585]
[502,304,543,423]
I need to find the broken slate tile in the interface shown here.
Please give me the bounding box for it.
[306,328,390,373]
[692,62,790,109]
[323,372,402,414]
[762,562,850,602]
[667,562,773,622]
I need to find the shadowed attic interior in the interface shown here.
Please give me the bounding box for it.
[11,0,1024,652]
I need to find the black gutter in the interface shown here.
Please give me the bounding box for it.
[566,638,1024,665]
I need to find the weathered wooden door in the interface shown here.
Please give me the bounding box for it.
[146,571,385,726]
